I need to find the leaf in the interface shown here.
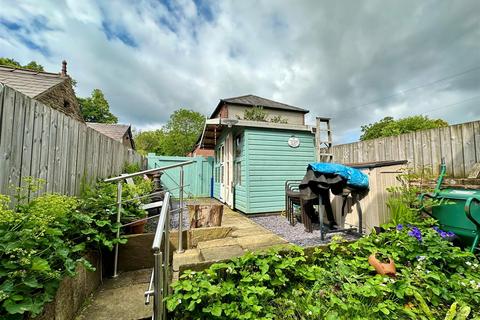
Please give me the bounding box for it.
[24,276,42,288]
[31,257,51,272]
[72,242,86,252]
[3,297,34,314]
[211,305,222,317]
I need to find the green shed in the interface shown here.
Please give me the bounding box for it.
[201,118,315,214]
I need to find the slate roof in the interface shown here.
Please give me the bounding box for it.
[86,123,131,142]
[221,94,309,113]
[0,66,66,98]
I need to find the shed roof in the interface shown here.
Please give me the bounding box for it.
[86,122,131,142]
[0,66,66,98]
[211,94,309,118]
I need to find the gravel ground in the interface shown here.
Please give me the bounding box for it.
[250,214,360,247]
[145,200,190,233]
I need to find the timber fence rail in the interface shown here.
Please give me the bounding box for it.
[0,84,144,197]
[332,120,480,178]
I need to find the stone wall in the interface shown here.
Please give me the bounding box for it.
[33,251,102,320]
[35,78,84,122]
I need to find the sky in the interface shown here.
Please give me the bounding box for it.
[0,0,479,143]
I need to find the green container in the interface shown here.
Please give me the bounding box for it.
[424,189,480,253]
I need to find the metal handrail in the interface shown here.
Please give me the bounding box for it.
[104,160,195,182]
[145,192,171,319]
[108,160,194,278]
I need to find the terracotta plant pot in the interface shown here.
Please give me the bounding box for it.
[128,219,146,234]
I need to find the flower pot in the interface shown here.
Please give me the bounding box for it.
[128,219,146,234]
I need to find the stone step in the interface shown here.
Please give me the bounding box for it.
[76,269,152,320]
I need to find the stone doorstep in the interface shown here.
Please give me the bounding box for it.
[196,237,239,250]
[199,244,245,261]
[172,248,203,272]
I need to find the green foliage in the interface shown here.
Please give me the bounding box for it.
[0,175,153,318]
[240,106,288,124]
[135,108,205,156]
[0,57,44,72]
[134,129,166,156]
[77,89,118,124]
[167,222,480,319]
[360,115,448,141]
[78,178,153,249]
[270,115,288,124]
[0,180,92,318]
[242,106,268,121]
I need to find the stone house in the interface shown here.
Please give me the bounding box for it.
[0,61,83,121]
[86,122,135,149]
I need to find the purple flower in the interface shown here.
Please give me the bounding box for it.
[408,227,422,242]
[433,226,455,239]
[396,224,403,231]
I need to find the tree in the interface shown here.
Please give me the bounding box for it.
[360,115,448,140]
[78,89,118,123]
[0,57,44,72]
[134,109,205,156]
[162,109,205,156]
[134,129,166,156]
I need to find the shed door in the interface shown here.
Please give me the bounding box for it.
[224,133,234,206]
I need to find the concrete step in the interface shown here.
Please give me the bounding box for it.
[75,269,152,320]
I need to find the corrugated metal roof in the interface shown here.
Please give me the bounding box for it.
[86,123,131,142]
[0,66,66,98]
[221,94,309,113]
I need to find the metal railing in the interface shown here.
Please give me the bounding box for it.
[145,192,171,320]
[104,160,194,278]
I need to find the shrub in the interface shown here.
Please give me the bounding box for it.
[0,183,92,318]
[167,220,480,319]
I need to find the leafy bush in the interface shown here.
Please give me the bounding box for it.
[78,178,153,249]
[0,183,92,319]
[167,220,480,319]
[0,176,153,318]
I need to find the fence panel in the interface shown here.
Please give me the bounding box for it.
[332,120,480,178]
[147,154,213,198]
[0,85,144,197]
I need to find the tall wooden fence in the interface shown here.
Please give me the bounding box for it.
[0,85,144,197]
[332,120,480,178]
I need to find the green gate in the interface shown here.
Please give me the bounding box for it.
[146,154,213,198]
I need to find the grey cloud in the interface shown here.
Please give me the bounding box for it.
[0,0,478,143]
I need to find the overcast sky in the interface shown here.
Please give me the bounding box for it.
[1,0,479,143]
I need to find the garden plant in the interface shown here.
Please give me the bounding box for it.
[167,220,480,319]
[0,174,152,319]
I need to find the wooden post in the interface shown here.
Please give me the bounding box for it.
[188,204,224,228]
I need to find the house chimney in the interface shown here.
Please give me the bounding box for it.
[61,60,67,76]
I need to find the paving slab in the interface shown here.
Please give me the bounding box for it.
[173,248,203,271]
[238,234,288,251]
[200,244,245,261]
[230,226,270,238]
[197,237,239,250]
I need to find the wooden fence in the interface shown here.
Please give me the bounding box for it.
[332,120,480,178]
[0,85,144,197]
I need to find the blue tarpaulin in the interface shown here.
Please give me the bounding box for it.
[307,162,369,190]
